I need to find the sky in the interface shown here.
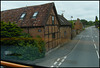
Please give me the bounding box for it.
[1,1,99,21]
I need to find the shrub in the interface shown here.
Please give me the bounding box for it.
[1,21,22,38]
[1,21,46,60]
[1,37,46,60]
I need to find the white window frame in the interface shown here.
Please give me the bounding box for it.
[20,13,26,19]
[32,12,38,18]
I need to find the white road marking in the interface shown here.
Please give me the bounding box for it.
[96,50,99,59]
[58,62,62,66]
[51,58,61,67]
[64,56,67,59]
[94,44,97,49]
[52,36,82,67]
[61,59,65,63]
[57,58,60,62]
[51,65,54,67]
[54,61,57,65]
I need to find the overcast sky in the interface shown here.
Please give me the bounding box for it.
[1,1,99,21]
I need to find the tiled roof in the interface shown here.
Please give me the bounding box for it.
[75,18,82,24]
[1,3,55,27]
[58,15,71,26]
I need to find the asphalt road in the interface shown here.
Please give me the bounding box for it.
[21,26,99,67]
[58,26,99,67]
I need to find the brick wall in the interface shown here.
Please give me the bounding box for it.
[74,18,83,31]
[44,8,60,51]
[22,27,44,39]
[60,26,71,45]
[71,29,76,38]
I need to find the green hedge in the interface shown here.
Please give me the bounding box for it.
[1,21,46,61]
[1,37,46,60]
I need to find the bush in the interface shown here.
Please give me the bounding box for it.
[1,21,46,60]
[1,21,22,38]
[83,28,85,30]
[69,21,74,29]
[1,37,46,60]
[20,32,32,38]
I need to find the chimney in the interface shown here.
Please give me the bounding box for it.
[61,13,64,17]
[77,18,80,21]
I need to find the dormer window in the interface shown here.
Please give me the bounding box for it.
[32,12,38,18]
[20,13,26,19]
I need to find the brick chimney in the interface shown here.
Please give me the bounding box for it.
[61,13,64,17]
[77,18,80,20]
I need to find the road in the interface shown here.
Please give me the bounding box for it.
[22,26,99,67]
[58,26,99,67]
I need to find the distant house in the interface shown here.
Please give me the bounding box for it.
[74,18,83,34]
[1,3,60,52]
[58,14,72,44]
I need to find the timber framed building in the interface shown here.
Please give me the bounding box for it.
[1,3,60,51]
[1,2,72,52]
[58,14,72,44]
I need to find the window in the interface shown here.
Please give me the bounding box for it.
[20,13,26,19]
[32,12,38,18]
[38,29,42,32]
[52,33,55,38]
[52,16,54,25]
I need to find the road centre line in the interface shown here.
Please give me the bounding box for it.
[93,43,99,59]
[96,50,99,59]
[64,56,67,59]
[57,37,82,67]
[94,44,97,49]
[51,36,82,67]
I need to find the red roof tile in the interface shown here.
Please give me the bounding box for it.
[1,3,54,27]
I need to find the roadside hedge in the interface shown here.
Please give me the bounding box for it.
[1,37,46,60]
[1,21,46,61]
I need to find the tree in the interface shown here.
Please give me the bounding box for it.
[80,19,88,27]
[95,16,99,27]
[1,21,23,38]
[88,21,94,26]
[69,20,74,29]
[80,19,95,27]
